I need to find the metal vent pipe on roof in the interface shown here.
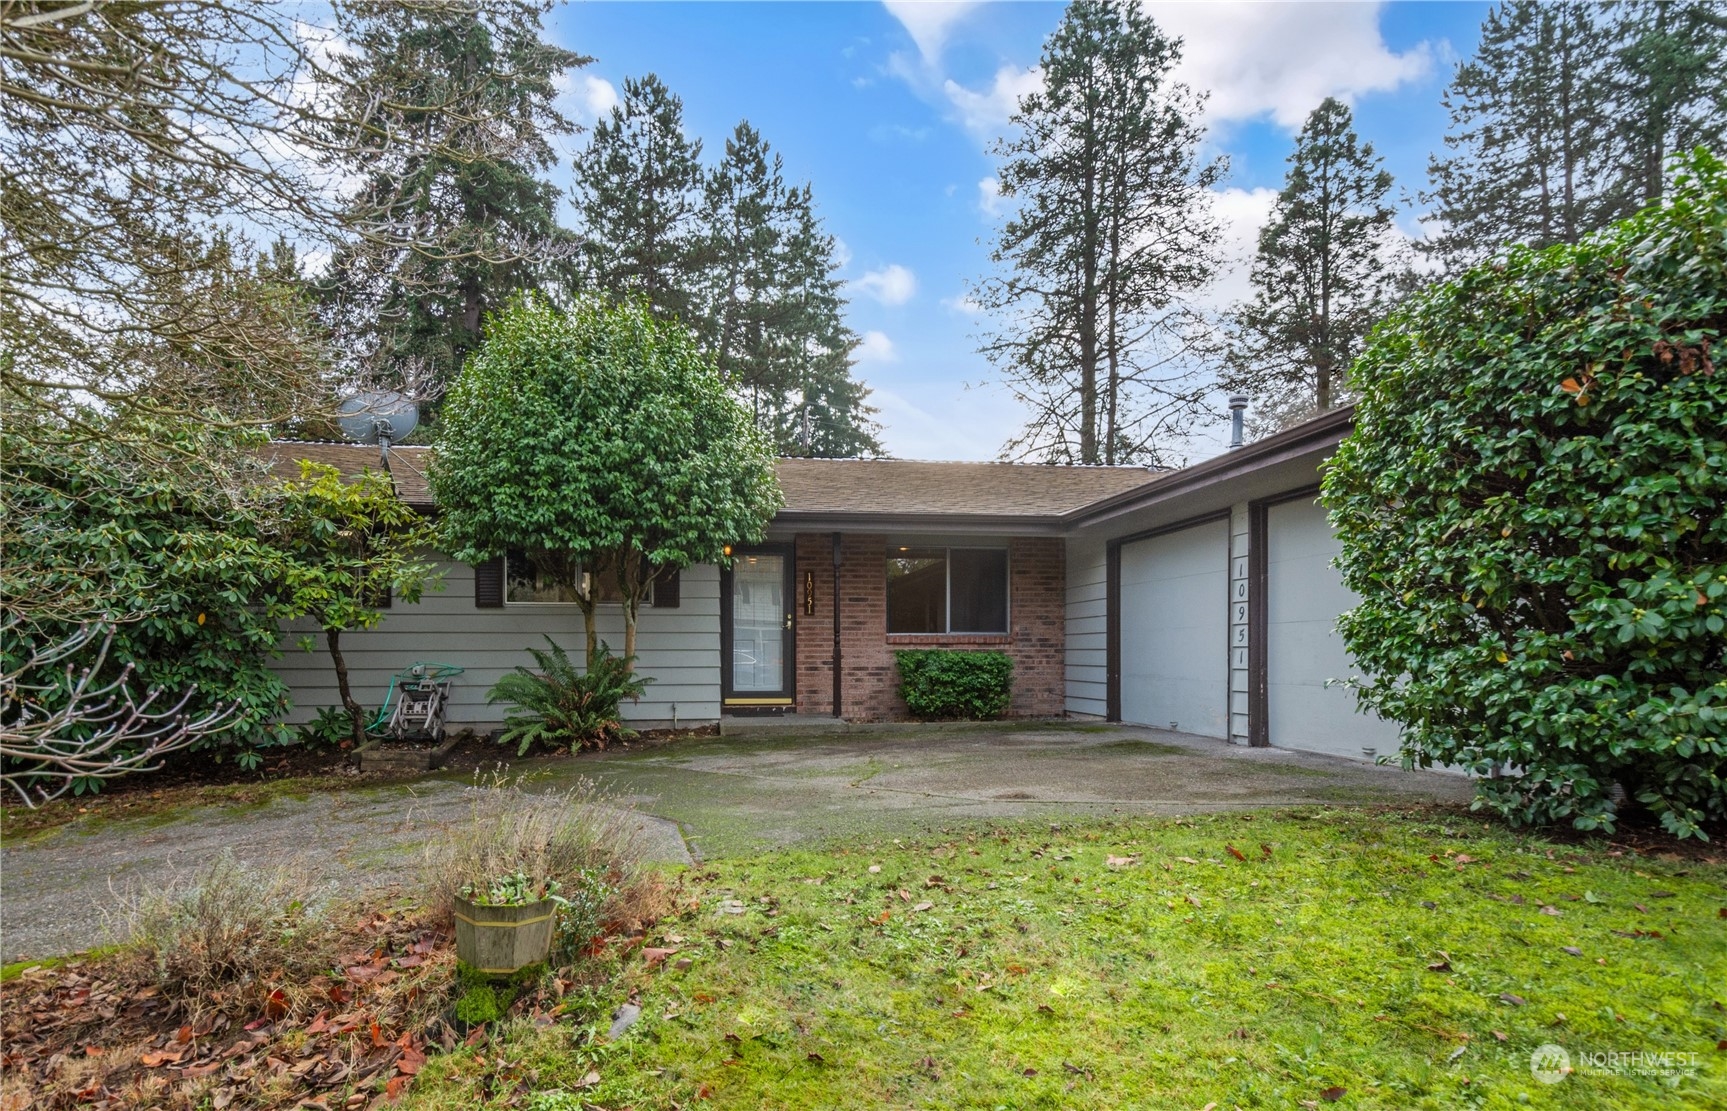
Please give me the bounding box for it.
[1227,395,1249,450]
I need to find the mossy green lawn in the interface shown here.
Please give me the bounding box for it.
[404,809,1726,1109]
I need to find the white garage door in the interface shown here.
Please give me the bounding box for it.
[1266,498,1402,758]
[1119,519,1229,737]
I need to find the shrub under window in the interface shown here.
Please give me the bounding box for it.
[895,649,1013,720]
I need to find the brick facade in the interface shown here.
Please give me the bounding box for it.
[790,532,1066,721]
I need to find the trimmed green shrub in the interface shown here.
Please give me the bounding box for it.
[1322,149,1727,839]
[895,650,1014,721]
[486,638,649,754]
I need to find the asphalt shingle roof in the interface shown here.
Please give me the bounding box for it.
[774,458,1163,519]
[259,442,435,510]
[259,444,1164,520]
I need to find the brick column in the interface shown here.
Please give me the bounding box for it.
[794,533,837,715]
[838,534,894,720]
[1006,536,1065,717]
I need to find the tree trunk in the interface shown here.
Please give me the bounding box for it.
[1078,103,1101,465]
[326,628,368,748]
[618,548,642,672]
[577,591,598,669]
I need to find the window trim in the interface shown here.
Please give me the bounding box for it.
[885,545,1010,635]
[502,550,652,608]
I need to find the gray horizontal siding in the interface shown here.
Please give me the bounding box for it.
[1064,536,1110,718]
[270,559,721,727]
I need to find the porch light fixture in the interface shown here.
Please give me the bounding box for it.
[722,544,733,557]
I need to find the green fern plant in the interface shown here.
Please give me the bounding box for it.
[486,638,649,755]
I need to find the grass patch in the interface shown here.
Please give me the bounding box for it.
[402,809,1727,1110]
[1083,738,1188,756]
[0,947,125,984]
[0,773,364,841]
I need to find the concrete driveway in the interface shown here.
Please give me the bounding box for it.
[0,723,1470,962]
[575,722,1473,857]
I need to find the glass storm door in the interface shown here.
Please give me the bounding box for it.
[722,548,794,708]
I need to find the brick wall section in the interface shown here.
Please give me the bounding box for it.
[792,532,1066,721]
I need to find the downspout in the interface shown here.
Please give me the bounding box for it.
[831,532,843,719]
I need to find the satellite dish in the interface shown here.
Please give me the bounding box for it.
[336,390,419,451]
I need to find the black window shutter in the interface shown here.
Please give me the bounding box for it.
[474,557,504,608]
[652,566,680,608]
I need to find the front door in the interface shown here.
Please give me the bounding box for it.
[721,546,795,711]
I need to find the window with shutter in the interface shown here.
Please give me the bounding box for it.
[473,557,504,608]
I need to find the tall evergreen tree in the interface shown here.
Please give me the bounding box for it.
[570,74,705,325]
[1423,2,1615,270]
[694,122,786,397]
[694,127,881,457]
[1224,98,1401,429]
[317,0,586,401]
[1609,0,1727,209]
[974,0,1222,466]
[1423,1,1727,272]
[772,184,881,458]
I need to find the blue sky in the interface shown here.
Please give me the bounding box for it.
[544,1,1491,461]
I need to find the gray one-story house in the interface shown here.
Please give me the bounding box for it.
[265,405,1400,761]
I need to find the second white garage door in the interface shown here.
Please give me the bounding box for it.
[1119,519,1229,737]
[1265,497,1402,758]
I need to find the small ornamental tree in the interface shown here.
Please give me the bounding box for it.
[1322,149,1727,839]
[276,463,440,747]
[431,296,782,667]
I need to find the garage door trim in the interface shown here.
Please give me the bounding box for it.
[1247,484,1322,747]
[1105,509,1231,723]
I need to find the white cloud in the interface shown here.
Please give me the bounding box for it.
[941,290,984,316]
[1143,1,1433,129]
[977,176,1005,218]
[882,0,985,63]
[1204,186,1278,312]
[554,72,620,122]
[853,263,918,306]
[832,236,854,270]
[942,64,1042,137]
[854,330,900,364]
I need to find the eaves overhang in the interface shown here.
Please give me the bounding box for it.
[1061,405,1354,531]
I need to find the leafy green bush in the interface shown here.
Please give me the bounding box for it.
[486,638,649,754]
[297,706,365,748]
[1322,149,1727,839]
[2,413,296,777]
[895,650,1014,721]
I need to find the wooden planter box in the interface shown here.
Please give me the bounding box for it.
[353,733,460,774]
[453,895,556,975]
